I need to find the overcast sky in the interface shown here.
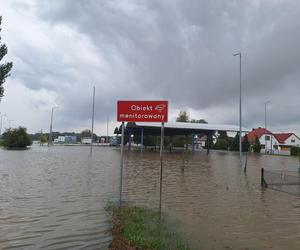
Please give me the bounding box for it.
[1,0,300,135]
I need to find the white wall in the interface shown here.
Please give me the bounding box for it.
[81,138,92,144]
[284,134,300,147]
[259,133,279,153]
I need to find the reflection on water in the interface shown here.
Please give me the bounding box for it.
[1,147,300,249]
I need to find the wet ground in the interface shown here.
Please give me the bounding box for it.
[1,146,300,249]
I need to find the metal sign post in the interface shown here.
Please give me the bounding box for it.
[119,122,125,207]
[117,100,168,210]
[159,122,164,219]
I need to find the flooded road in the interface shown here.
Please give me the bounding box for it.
[1,146,300,249]
[0,146,119,250]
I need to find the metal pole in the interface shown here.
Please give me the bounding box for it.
[264,101,270,154]
[0,114,6,135]
[234,52,242,166]
[192,133,195,154]
[48,108,54,147]
[106,116,109,143]
[159,122,164,219]
[141,127,144,152]
[90,86,95,154]
[119,122,125,207]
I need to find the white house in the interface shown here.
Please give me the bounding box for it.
[247,128,300,155]
[247,127,279,153]
[273,133,300,155]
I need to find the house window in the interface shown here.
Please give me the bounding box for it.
[291,139,295,143]
[265,135,270,141]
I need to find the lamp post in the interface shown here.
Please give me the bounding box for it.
[48,107,58,147]
[233,52,242,167]
[264,101,271,154]
[0,113,6,135]
[90,86,95,154]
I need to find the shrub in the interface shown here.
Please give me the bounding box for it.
[1,127,32,149]
[291,146,300,156]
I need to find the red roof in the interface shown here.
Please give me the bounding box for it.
[273,133,293,144]
[246,127,272,143]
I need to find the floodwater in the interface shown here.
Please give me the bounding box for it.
[1,146,300,249]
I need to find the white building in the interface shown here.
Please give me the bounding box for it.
[273,133,300,155]
[81,137,92,144]
[247,128,300,155]
[57,136,66,143]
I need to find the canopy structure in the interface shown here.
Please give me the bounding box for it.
[126,121,248,136]
[124,121,248,153]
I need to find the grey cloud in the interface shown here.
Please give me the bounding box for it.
[2,0,300,133]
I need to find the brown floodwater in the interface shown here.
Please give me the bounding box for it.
[1,146,300,249]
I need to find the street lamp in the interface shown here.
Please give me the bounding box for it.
[264,101,271,154]
[0,113,6,135]
[48,107,58,147]
[233,52,242,167]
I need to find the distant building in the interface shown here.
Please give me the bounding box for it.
[247,127,300,155]
[273,133,300,154]
[194,135,206,148]
[57,136,66,143]
[65,135,77,144]
[81,137,92,144]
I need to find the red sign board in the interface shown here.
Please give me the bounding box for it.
[117,100,168,122]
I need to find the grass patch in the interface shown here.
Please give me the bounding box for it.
[107,205,190,250]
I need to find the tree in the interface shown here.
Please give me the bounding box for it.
[230,133,240,151]
[252,136,261,153]
[242,134,250,152]
[244,136,250,152]
[176,111,189,122]
[190,119,208,124]
[0,17,13,98]
[114,127,119,135]
[81,129,91,138]
[1,127,32,149]
[38,130,47,146]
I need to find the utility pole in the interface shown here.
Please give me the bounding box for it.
[90,86,95,154]
[0,113,6,135]
[106,116,109,143]
[264,101,270,154]
[233,52,242,167]
[48,107,57,147]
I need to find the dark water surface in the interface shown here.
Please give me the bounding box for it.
[1,146,300,249]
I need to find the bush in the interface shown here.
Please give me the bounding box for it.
[291,146,300,156]
[252,136,261,153]
[1,127,32,149]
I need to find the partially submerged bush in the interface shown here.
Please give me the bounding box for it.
[1,127,32,149]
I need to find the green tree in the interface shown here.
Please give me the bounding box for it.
[230,133,240,151]
[0,17,13,98]
[1,127,32,149]
[252,136,261,153]
[214,138,229,150]
[176,111,189,122]
[114,127,119,136]
[242,134,250,152]
[38,131,47,145]
[190,119,208,124]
